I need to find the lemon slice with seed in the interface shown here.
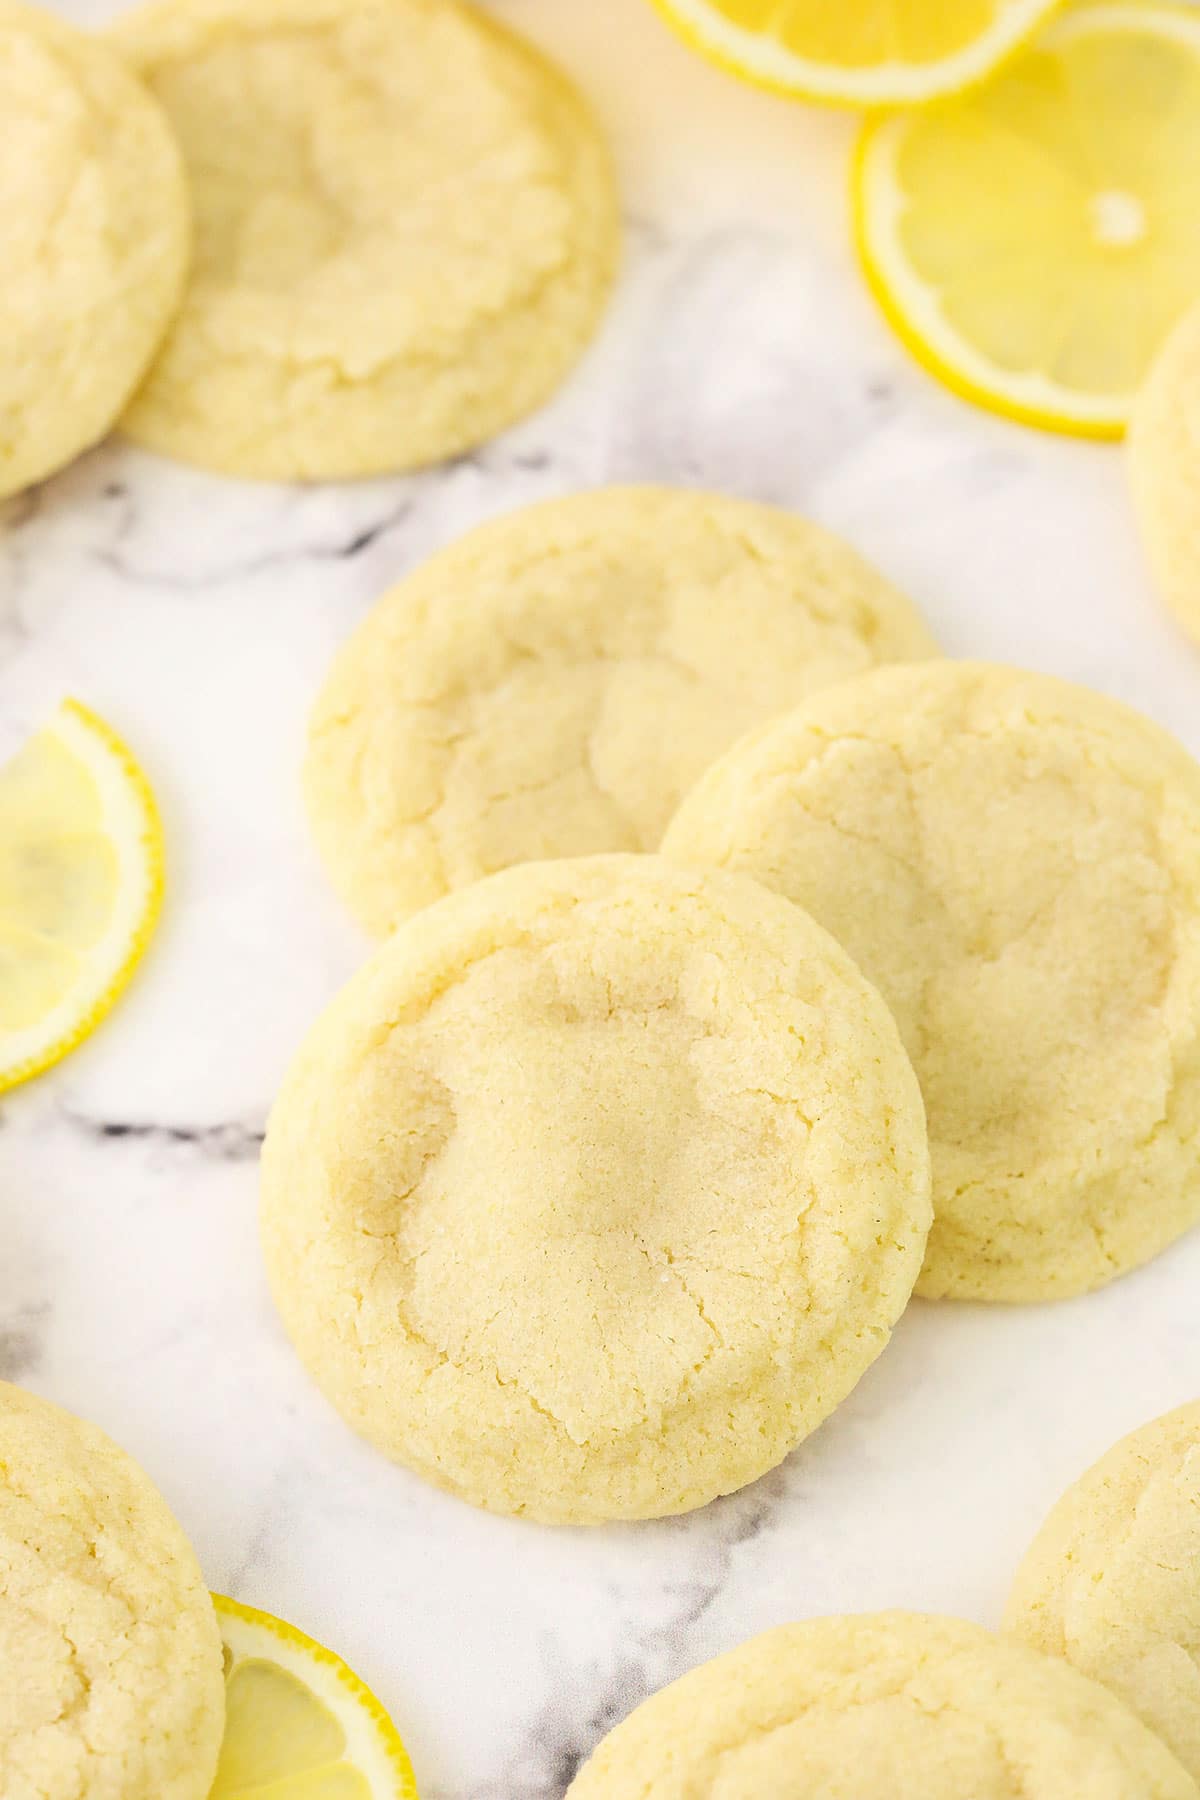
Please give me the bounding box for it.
[854,1,1200,437]
[0,699,163,1093]
[649,0,1063,107]
[211,1595,419,1800]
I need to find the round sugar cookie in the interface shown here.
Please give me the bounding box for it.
[109,0,618,479]
[1130,301,1200,647]
[664,660,1200,1302]
[565,1612,1200,1799]
[260,854,931,1523]
[304,487,938,935]
[1007,1402,1200,1783]
[0,0,189,500]
[0,1381,224,1800]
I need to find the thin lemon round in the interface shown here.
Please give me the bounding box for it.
[649,0,1062,107]
[211,1595,419,1800]
[0,698,163,1093]
[854,2,1200,437]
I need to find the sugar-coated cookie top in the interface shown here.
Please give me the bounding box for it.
[1008,1401,1200,1783]
[305,486,937,934]
[110,0,617,477]
[1130,300,1200,645]
[261,855,931,1522]
[567,1612,1200,1799]
[0,1381,224,1800]
[665,660,1200,1301]
[0,0,189,498]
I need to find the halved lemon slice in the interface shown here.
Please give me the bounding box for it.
[0,699,163,1093]
[211,1595,419,1800]
[854,1,1200,437]
[649,0,1063,107]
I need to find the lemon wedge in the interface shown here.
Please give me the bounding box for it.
[649,0,1062,106]
[210,1595,419,1800]
[854,1,1200,437]
[0,698,164,1093]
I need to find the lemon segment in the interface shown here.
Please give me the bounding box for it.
[210,1596,418,1800]
[0,700,164,1092]
[650,0,1063,105]
[854,2,1200,436]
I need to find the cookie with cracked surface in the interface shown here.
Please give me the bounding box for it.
[304,487,937,935]
[260,854,931,1523]
[0,1381,224,1800]
[1007,1401,1200,1783]
[108,0,618,479]
[0,0,189,500]
[565,1612,1200,1798]
[664,660,1200,1301]
[1130,301,1200,647]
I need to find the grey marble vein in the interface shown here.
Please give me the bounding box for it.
[466,1475,786,1800]
[91,493,421,593]
[61,1110,265,1162]
[0,1302,50,1383]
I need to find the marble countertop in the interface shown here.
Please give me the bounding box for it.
[6,2,1200,1794]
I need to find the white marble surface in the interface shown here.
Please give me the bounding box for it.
[5,2,1200,1793]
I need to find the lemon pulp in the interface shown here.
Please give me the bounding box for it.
[651,0,1063,105]
[210,1595,419,1800]
[0,698,163,1091]
[855,2,1200,435]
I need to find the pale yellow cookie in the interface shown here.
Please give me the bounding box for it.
[0,1381,224,1800]
[1130,300,1200,647]
[109,0,618,480]
[1007,1402,1200,1784]
[0,0,189,500]
[664,661,1200,1302]
[304,487,937,935]
[260,854,931,1523]
[566,1613,1200,1799]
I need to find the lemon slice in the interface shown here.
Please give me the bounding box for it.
[210,1595,419,1800]
[0,698,164,1093]
[854,1,1200,437]
[649,0,1062,106]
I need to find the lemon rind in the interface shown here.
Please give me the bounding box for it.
[212,1594,419,1800]
[650,0,1064,107]
[0,699,164,1095]
[852,1,1200,437]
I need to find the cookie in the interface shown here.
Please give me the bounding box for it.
[566,1612,1199,1798]
[109,0,618,479]
[664,660,1200,1301]
[0,0,189,500]
[260,854,931,1523]
[1007,1401,1200,1783]
[0,1381,224,1800]
[1129,301,1200,646]
[304,487,937,934]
